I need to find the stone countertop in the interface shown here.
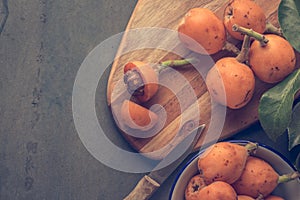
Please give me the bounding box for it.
[0,1,298,199]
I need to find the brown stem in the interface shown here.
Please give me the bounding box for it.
[236,35,251,64]
[232,24,269,47]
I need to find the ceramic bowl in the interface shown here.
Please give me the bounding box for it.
[169,140,300,200]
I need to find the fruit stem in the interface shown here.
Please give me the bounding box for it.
[158,58,195,73]
[277,171,300,184]
[124,57,195,95]
[265,21,283,36]
[236,35,251,64]
[222,41,240,55]
[245,142,258,155]
[255,194,264,200]
[232,24,269,47]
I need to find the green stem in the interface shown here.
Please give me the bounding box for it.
[277,171,300,184]
[244,142,258,155]
[222,41,241,55]
[265,22,283,36]
[158,58,195,73]
[232,24,269,47]
[236,35,251,64]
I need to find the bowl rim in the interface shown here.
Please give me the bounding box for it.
[168,139,297,200]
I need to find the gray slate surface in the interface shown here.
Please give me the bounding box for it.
[0,1,139,199]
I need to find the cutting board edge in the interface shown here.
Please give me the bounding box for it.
[106,0,141,106]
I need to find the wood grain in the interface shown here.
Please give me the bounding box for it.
[123,175,160,200]
[106,0,291,160]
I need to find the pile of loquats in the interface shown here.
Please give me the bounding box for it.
[120,0,297,131]
[184,141,299,200]
[178,0,296,110]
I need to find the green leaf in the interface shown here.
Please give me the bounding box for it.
[259,69,300,141]
[287,102,300,150]
[278,0,300,52]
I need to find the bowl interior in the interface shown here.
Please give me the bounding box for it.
[169,140,300,200]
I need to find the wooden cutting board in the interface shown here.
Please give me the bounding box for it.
[106,0,289,160]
